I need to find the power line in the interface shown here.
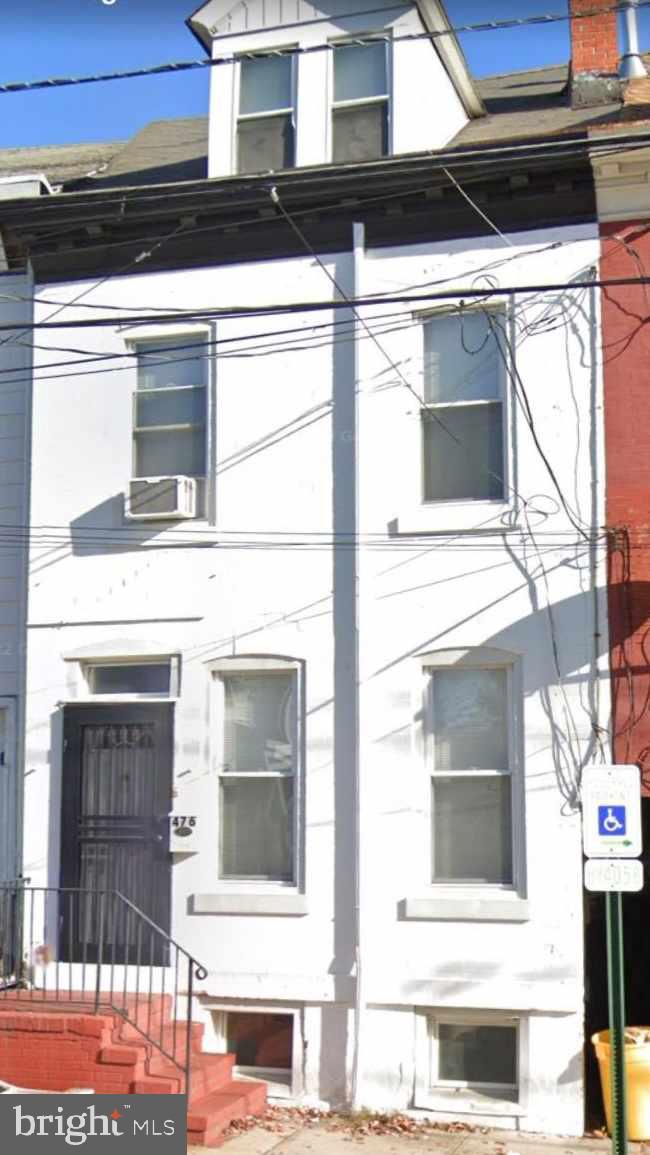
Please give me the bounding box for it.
[2,277,650,332]
[0,1,648,95]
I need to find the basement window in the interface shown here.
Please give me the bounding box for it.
[416,1012,524,1115]
[214,1010,294,1097]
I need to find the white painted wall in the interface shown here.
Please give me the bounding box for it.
[207,0,468,177]
[23,224,607,1132]
[0,271,32,884]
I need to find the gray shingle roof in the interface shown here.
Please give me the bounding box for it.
[0,140,123,188]
[3,58,649,193]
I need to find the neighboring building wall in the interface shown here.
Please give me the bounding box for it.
[600,217,650,786]
[0,271,31,884]
[23,224,606,1133]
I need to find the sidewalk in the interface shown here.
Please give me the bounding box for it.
[190,1121,650,1155]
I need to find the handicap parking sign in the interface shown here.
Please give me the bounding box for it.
[582,766,642,858]
[598,805,627,837]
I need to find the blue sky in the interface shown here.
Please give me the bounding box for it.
[1,1,649,149]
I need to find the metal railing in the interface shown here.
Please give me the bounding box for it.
[0,883,207,1100]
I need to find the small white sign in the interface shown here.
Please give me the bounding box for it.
[582,764,642,859]
[169,814,198,844]
[585,858,644,893]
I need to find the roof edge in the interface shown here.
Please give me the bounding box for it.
[415,0,485,118]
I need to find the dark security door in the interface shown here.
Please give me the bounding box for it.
[61,704,173,963]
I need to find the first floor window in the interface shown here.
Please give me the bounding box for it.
[428,1016,519,1104]
[218,668,298,882]
[421,309,506,502]
[428,665,514,885]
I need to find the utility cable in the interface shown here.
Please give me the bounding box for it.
[0,1,648,95]
[2,277,650,332]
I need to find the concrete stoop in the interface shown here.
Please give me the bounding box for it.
[0,993,266,1147]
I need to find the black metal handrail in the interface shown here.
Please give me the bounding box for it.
[0,883,207,1101]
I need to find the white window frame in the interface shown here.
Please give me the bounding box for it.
[415,1009,528,1117]
[328,36,392,163]
[209,656,304,892]
[81,657,179,700]
[209,1003,302,1099]
[419,648,526,900]
[235,50,297,173]
[392,305,515,536]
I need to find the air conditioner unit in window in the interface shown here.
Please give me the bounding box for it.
[126,476,196,520]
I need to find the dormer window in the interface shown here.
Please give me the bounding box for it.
[237,54,295,173]
[332,40,389,163]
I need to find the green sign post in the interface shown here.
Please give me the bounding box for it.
[583,765,643,1155]
[606,890,628,1155]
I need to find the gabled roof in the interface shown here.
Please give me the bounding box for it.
[187,0,484,117]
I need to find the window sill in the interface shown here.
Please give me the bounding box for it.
[417,1087,523,1117]
[400,896,529,922]
[191,893,308,916]
[390,503,516,537]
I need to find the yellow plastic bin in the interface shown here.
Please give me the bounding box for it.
[593,1029,650,1141]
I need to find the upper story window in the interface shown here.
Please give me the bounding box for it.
[421,309,506,503]
[133,336,207,480]
[332,40,389,163]
[237,55,295,174]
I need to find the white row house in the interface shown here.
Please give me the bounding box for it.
[1,0,644,1140]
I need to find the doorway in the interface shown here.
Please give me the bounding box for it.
[60,703,173,963]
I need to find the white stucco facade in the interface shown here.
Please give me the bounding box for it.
[18,221,609,1135]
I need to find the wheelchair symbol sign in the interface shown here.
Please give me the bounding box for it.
[598,806,627,837]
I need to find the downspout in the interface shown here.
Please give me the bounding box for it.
[620,1,647,80]
[350,221,364,1111]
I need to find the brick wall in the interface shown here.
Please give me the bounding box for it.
[570,0,619,74]
[601,220,650,793]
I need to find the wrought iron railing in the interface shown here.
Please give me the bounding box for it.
[0,883,207,1100]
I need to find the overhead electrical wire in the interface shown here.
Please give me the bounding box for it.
[0,1,649,95]
[1,277,650,333]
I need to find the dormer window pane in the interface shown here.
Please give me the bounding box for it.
[333,41,387,102]
[332,105,387,164]
[239,56,292,115]
[237,54,295,173]
[332,41,389,164]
